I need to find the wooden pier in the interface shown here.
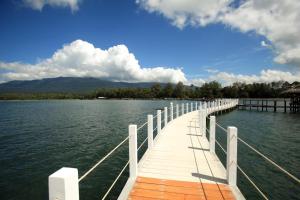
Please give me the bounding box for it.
[48,99,300,200]
[237,99,298,112]
[118,100,244,200]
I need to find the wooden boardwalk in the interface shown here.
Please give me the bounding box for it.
[119,104,244,200]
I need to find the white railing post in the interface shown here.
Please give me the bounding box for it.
[186,103,188,113]
[129,125,138,178]
[195,102,198,110]
[191,102,193,111]
[202,103,207,137]
[202,110,206,138]
[176,104,179,118]
[182,103,184,115]
[164,107,168,127]
[170,102,173,121]
[227,126,238,186]
[157,110,161,134]
[147,115,153,149]
[198,109,202,133]
[209,116,216,153]
[49,168,79,200]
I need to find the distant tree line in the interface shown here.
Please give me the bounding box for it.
[94,81,299,99]
[0,81,298,100]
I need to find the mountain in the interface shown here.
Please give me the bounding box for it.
[0,77,163,93]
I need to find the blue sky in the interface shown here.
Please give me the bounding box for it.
[0,0,299,85]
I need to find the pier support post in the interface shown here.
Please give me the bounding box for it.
[170,102,173,121]
[191,102,193,111]
[164,107,168,127]
[176,104,179,118]
[182,103,184,115]
[186,103,188,113]
[209,116,216,153]
[49,167,79,200]
[157,110,161,134]
[129,125,138,178]
[195,102,198,110]
[147,115,153,149]
[226,126,237,186]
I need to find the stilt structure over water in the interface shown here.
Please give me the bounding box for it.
[282,87,300,113]
[237,98,300,113]
[48,99,300,200]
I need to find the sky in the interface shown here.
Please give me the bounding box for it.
[0,0,300,85]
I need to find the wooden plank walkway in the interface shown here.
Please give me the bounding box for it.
[128,177,235,200]
[119,105,244,200]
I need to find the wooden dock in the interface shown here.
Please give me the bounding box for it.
[118,101,244,200]
[237,99,299,112]
[48,99,300,200]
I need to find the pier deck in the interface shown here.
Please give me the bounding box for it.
[120,110,244,200]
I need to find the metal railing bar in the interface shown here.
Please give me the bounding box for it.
[238,137,300,184]
[78,136,129,182]
[216,122,227,133]
[101,161,129,200]
[215,139,269,200]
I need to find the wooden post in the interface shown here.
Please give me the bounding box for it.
[176,104,179,118]
[261,100,263,111]
[170,102,173,121]
[157,110,161,134]
[195,102,198,110]
[209,116,216,153]
[274,100,277,112]
[49,168,79,200]
[226,126,237,186]
[250,100,252,110]
[191,102,193,111]
[129,125,138,178]
[284,100,287,113]
[147,115,153,149]
[182,103,184,115]
[164,107,168,127]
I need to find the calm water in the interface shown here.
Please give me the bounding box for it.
[0,100,299,200]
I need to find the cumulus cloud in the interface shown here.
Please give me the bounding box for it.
[0,39,186,83]
[23,0,80,11]
[136,0,300,68]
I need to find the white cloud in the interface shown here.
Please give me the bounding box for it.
[207,69,300,86]
[136,0,231,28]
[1,40,299,86]
[0,39,186,83]
[23,0,80,11]
[137,0,300,67]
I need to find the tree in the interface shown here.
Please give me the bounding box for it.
[163,83,174,97]
[173,82,185,98]
[150,83,162,98]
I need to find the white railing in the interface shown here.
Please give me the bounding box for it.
[205,103,300,200]
[48,99,238,200]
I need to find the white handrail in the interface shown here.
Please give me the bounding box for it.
[78,136,129,182]
[214,118,300,184]
[101,161,129,200]
[215,139,268,200]
[238,137,300,184]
